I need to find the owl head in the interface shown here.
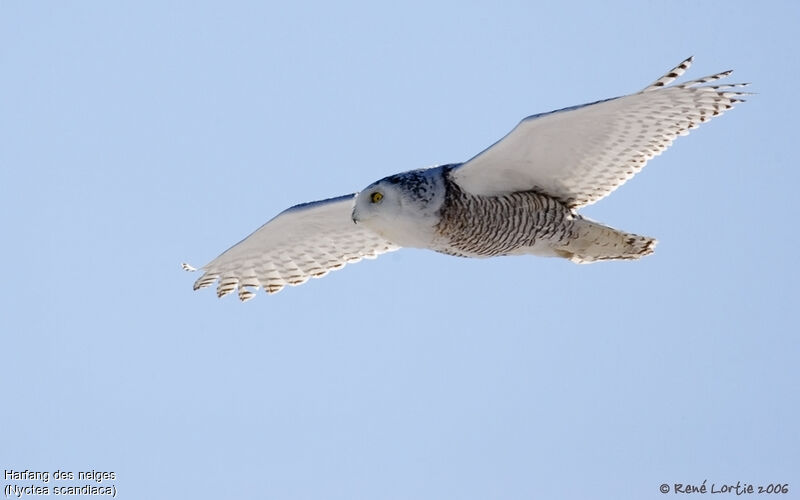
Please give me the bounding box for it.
[352,166,448,248]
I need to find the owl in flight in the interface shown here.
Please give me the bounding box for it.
[184,57,748,301]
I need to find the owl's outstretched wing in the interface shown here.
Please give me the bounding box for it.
[183,194,399,301]
[450,57,749,208]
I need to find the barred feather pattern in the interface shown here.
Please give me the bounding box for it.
[641,55,694,91]
[434,175,578,257]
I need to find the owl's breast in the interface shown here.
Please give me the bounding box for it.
[433,178,579,258]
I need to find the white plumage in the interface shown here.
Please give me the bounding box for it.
[184,57,748,301]
[183,195,398,300]
[451,58,744,207]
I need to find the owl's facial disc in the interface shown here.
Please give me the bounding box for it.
[351,169,446,248]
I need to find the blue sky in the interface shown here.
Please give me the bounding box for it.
[1,1,797,499]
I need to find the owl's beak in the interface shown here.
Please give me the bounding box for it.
[351,207,359,224]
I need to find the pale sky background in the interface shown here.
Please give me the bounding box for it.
[1,1,798,499]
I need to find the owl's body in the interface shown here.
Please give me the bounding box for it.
[184,57,748,301]
[354,164,654,262]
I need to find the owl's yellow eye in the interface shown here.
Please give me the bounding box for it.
[370,191,383,203]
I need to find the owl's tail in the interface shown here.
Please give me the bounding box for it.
[556,218,656,264]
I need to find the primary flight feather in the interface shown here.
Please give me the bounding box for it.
[184,56,748,301]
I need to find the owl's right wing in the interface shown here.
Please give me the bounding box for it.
[183,194,399,301]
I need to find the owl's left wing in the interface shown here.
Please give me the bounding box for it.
[450,57,749,208]
[183,194,399,301]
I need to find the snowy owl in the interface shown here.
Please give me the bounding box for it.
[184,56,748,301]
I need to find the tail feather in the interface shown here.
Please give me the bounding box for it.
[557,219,656,263]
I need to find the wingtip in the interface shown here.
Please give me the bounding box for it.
[642,55,696,92]
[181,262,197,272]
[677,55,694,72]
